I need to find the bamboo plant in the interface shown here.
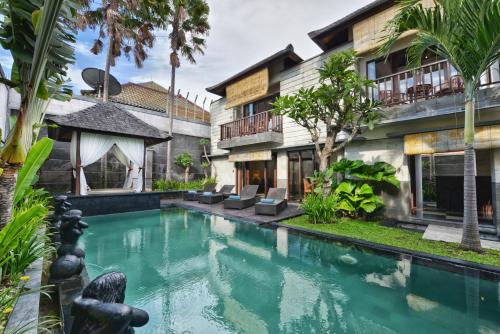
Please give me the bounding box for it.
[380,0,500,251]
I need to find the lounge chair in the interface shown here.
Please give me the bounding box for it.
[255,188,288,216]
[183,183,217,201]
[198,185,235,204]
[224,185,259,210]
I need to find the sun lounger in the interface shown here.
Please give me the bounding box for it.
[198,185,235,204]
[224,185,259,210]
[255,188,287,216]
[183,183,217,201]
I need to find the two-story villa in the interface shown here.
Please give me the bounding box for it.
[207,0,500,238]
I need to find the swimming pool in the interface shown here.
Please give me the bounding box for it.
[81,208,499,333]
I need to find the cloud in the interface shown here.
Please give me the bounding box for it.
[66,64,89,92]
[68,0,374,104]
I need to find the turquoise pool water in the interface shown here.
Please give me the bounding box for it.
[81,208,499,334]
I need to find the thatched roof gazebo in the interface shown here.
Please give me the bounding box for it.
[46,103,171,195]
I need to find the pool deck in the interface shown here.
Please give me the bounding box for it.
[161,198,304,224]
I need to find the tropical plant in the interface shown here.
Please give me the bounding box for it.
[301,193,339,224]
[174,152,193,183]
[153,176,215,191]
[77,0,170,102]
[331,159,400,189]
[272,50,381,172]
[201,161,210,181]
[13,138,53,207]
[165,0,210,180]
[380,0,500,251]
[334,181,384,218]
[0,0,79,227]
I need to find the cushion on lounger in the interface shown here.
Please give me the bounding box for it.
[203,192,212,196]
[188,190,197,194]
[228,195,241,200]
[260,198,274,204]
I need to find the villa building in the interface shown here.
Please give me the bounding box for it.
[207,0,500,237]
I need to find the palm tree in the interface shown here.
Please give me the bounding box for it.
[78,0,170,102]
[0,0,79,227]
[380,0,500,251]
[165,0,209,180]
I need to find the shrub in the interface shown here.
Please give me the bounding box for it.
[334,181,384,218]
[154,177,216,191]
[301,193,339,224]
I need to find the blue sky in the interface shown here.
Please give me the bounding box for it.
[0,0,372,107]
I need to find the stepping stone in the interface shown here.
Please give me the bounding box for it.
[423,224,500,251]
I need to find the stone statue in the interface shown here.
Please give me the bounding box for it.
[70,272,149,334]
[52,195,72,243]
[50,210,88,281]
[53,195,72,229]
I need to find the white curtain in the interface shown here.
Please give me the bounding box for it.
[114,136,145,193]
[112,145,134,189]
[71,132,115,195]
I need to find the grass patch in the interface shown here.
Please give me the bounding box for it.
[282,216,500,268]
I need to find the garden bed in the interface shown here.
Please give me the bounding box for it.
[280,216,500,268]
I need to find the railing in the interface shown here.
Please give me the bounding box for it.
[220,111,283,141]
[370,59,500,106]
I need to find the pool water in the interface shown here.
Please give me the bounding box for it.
[81,208,500,334]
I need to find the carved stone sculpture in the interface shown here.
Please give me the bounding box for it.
[71,272,149,334]
[53,195,72,229]
[50,210,88,281]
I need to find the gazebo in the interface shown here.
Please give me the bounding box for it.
[46,103,171,195]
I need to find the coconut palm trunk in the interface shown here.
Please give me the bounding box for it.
[102,37,114,102]
[166,62,176,180]
[461,82,481,251]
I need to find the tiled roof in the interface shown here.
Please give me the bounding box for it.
[109,81,210,122]
[46,103,171,145]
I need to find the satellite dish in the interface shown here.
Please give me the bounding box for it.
[82,67,122,97]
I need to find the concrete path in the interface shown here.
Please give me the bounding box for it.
[423,224,500,251]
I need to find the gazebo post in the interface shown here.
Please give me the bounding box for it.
[75,131,82,196]
[142,142,146,192]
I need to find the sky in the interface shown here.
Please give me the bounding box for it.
[0,0,373,107]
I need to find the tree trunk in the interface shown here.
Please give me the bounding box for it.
[0,165,19,228]
[102,26,114,103]
[203,169,208,181]
[166,63,176,181]
[460,83,481,251]
[184,166,189,183]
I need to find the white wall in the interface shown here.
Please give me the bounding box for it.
[7,90,210,138]
[210,98,232,156]
[0,84,9,141]
[211,157,235,191]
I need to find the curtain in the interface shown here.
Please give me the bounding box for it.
[71,131,116,195]
[114,136,145,192]
[112,145,134,189]
[71,132,145,195]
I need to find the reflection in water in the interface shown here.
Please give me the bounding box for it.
[81,208,500,334]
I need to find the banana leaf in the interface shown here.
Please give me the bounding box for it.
[13,138,53,206]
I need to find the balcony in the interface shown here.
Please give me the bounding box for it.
[218,111,283,149]
[370,59,500,107]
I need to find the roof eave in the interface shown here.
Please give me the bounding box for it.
[206,44,303,96]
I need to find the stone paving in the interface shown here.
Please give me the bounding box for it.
[423,224,500,251]
[161,198,303,224]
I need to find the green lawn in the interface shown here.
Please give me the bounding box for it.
[282,216,500,268]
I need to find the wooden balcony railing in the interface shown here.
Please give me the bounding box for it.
[370,59,500,106]
[220,111,283,141]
